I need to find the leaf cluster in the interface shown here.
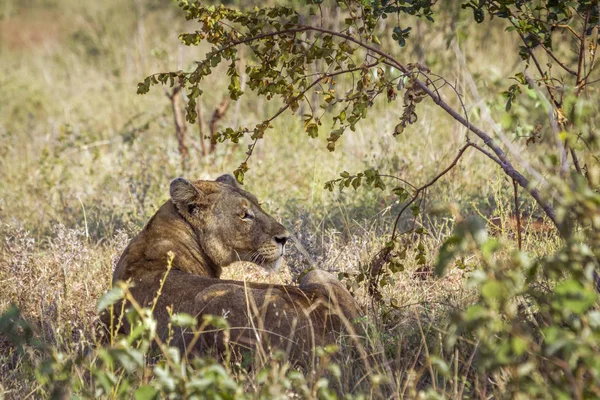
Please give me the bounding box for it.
[0,286,357,399]
[435,177,600,397]
[138,0,442,178]
[324,168,387,191]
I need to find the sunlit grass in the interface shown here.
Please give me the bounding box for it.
[0,0,569,398]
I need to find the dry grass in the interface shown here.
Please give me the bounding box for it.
[0,0,567,398]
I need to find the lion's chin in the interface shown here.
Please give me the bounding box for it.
[261,257,283,273]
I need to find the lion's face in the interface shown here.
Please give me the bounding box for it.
[169,175,290,271]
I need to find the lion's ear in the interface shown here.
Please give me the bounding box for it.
[170,178,200,209]
[216,174,239,188]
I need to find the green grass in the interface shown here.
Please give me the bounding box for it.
[0,0,581,398]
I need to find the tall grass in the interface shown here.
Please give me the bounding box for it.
[0,0,572,398]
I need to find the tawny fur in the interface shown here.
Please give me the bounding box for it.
[104,175,362,365]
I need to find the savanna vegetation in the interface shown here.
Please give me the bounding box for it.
[1,0,599,398]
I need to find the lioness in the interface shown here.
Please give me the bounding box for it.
[104,175,362,365]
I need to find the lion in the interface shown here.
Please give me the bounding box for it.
[104,174,363,366]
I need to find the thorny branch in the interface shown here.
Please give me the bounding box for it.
[157,19,532,215]
[277,23,561,230]
[513,179,522,251]
[194,20,560,230]
[368,143,475,299]
[391,143,475,242]
[169,19,566,290]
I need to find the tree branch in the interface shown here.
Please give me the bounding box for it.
[539,43,578,76]
[391,143,474,241]
[167,20,561,230]
[242,22,560,230]
[576,4,592,93]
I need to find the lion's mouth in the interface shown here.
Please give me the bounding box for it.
[251,254,283,272]
[241,242,286,270]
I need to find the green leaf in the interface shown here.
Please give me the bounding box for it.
[480,238,501,258]
[202,314,230,329]
[464,304,488,322]
[481,280,508,303]
[170,313,197,328]
[154,365,176,392]
[97,286,125,313]
[588,311,600,328]
[210,54,221,67]
[514,72,527,84]
[410,204,420,216]
[373,177,386,190]
[435,235,464,277]
[326,127,345,151]
[393,123,404,136]
[388,261,404,273]
[109,347,144,372]
[134,385,159,400]
[392,187,410,202]
[305,123,319,138]
[429,356,450,377]
[511,336,528,356]
[553,279,597,314]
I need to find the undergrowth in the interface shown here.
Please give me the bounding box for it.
[1,0,599,399]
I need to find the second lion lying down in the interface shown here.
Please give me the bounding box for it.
[104,174,361,364]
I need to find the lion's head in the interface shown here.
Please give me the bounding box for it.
[113,174,290,281]
[170,174,290,271]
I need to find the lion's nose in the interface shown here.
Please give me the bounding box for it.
[274,233,289,247]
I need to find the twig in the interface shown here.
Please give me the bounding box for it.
[539,43,577,76]
[571,148,583,175]
[391,143,474,242]
[364,144,474,299]
[582,26,599,83]
[552,24,582,40]
[452,42,558,228]
[414,310,436,391]
[196,100,207,157]
[576,5,592,94]
[469,142,502,166]
[523,71,569,176]
[513,179,522,251]
[458,340,480,399]
[291,23,560,229]
[378,174,417,190]
[423,71,471,132]
[165,86,190,171]
[509,17,563,109]
[209,98,231,153]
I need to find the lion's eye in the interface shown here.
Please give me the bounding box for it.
[241,209,255,220]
